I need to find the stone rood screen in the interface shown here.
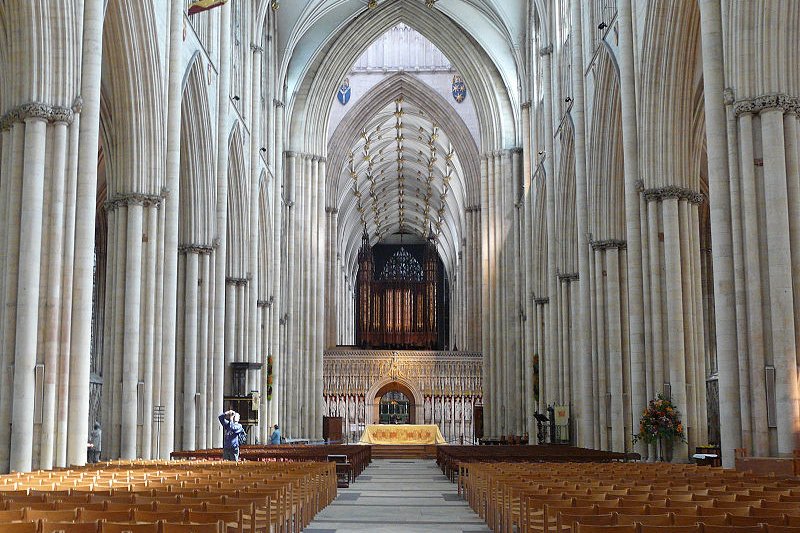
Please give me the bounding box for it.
[323,349,482,444]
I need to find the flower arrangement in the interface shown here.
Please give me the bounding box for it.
[632,393,686,445]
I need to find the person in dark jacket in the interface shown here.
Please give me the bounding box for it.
[218,410,245,461]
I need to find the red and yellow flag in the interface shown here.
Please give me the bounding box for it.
[188,0,229,16]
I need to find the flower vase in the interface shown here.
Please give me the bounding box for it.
[664,438,674,462]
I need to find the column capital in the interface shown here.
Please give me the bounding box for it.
[534,297,550,305]
[225,276,249,287]
[0,101,76,130]
[178,244,214,255]
[250,43,264,53]
[733,93,800,116]
[284,150,297,159]
[590,239,627,251]
[105,193,163,211]
[557,272,580,283]
[539,44,553,56]
[521,101,532,110]
[641,185,704,204]
[273,98,285,108]
[326,206,339,214]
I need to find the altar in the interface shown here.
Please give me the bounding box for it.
[359,424,446,445]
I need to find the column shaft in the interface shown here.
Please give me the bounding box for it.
[762,108,800,455]
[120,203,144,459]
[698,0,742,464]
[9,118,48,472]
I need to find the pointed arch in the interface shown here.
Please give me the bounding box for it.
[556,119,577,273]
[179,52,216,246]
[588,45,625,241]
[226,123,248,277]
[286,2,516,154]
[101,0,165,197]
[638,1,702,191]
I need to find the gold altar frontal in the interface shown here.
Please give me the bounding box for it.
[359,424,446,445]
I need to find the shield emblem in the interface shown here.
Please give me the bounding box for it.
[337,78,351,105]
[452,75,467,103]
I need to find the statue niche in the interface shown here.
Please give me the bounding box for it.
[355,230,447,349]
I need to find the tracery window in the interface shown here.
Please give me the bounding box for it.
[380,247,423,282]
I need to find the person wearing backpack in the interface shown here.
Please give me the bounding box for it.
[218,410,246,461]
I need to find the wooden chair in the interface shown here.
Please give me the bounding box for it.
[766,526,800,533]
[7,501,58,510]
[614,513,671,526]
[132,509,186,523]
[186,510,243,533]
[575,525,636,533]
[203,502,256,533]
[160,522,224,533]
[98,522,161,533]
[0,523,39,533]
[154,503,204,513]
[554,508,600,532]
[0,508,25,521]
[700,525,766,533]
[639,526,701,533]
[569,514,617,532]
[730,516,787,527]
[23,508,79,522]
[40,522,100,533]
[79,509,133,523]
[673,516,728,526]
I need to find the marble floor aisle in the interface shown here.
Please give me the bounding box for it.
[304,459,492,533]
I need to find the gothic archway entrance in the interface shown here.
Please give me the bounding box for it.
[372,381,418,425]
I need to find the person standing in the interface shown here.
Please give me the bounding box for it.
[218,410,245,461]
[270,424,281,445]
[88,422,102,463]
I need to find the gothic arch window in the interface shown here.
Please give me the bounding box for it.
[380,247,423,282]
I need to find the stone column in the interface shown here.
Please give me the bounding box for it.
[617,0,648,459]
[699,0,742,465]
[479,155,491,434]
[9,117,47,472]
[197,251,211,448]
[159,0,184,459]
[725,91,753,453]
[39,120,69,469]
[120,202,144,459]
[569,0,596,449]
[140,206,158,459]
[67,0,104,467]
[647,203,664,394]
[606,246,624,453]
[662,197,689,461]
[211,1,232,449]
[182,251,199,451]
[593,249,608,449]
[762,108,800,455]
[316,158,327,438]
[541,45,559,416]
[0,124,23,473]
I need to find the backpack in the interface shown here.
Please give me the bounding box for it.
[237,429,247,446]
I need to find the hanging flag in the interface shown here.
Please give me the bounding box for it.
[188,0,229,16]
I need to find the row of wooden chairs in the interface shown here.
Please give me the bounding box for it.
[553,508,800,532]
[170,445,372,480]
[574,524,800,533]
[0,520,226,533]
[457,461,800,533]
[0,460,338,533]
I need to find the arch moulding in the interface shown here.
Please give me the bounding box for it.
[364,376,425,426]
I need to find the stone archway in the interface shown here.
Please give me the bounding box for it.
[365,377,424,426]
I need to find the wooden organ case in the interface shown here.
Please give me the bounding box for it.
[355,231,447,349]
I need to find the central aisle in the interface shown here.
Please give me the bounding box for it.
[305,459,491,533]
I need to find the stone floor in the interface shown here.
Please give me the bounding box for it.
[304,459,492,533]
